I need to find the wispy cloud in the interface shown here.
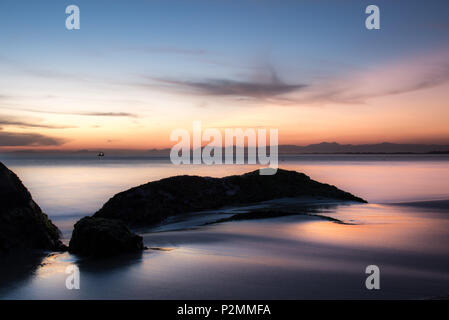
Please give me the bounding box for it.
[0,107,139,118]
[0,55,82,81]
[143,48,449,107]
[0,131,67,146]
[293,48,449,105]
[76,111,139,117]
[0,116,76,129]
[147,69,306,100]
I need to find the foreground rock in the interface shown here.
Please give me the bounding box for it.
[94,168,366,227]
[69,217,144,257]
[0,162,65,254]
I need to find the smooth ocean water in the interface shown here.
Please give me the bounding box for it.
[1,154,449,299]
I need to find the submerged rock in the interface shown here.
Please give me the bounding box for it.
[94,168,367,227]
[0,162,65,254]
[69,217,144,257]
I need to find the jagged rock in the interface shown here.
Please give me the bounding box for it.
[0,162,65,254]
[69,217,144,257]
[94,168,366,226]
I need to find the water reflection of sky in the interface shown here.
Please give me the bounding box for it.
[3,156,449,216]
[3,202,449,299]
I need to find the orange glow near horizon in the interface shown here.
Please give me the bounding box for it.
[2,49,449,151]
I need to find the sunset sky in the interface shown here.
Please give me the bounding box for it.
[1,0,449,150]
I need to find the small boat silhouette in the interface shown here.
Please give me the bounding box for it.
[97,152,105,157]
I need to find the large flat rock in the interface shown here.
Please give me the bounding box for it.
[94,168,366,226]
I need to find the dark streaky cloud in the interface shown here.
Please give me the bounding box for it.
[150,71,306,100]
[0,107,139,118]
[0,119,76,129]
[80,112,139,117]
[0,132,67,146]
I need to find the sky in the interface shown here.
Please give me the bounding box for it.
[0,0,449,150]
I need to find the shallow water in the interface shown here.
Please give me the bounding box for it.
[2,203,449,299]
[1,154,449,299]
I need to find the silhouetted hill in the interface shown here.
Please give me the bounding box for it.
[278,142,449,154]
[2,142,449,157]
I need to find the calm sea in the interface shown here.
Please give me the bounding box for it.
[1,154,449,299]
[2,154,449,217]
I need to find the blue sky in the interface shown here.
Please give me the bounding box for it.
[2,0,448,80]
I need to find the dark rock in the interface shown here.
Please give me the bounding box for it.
[69,217,144,257]
[94,168,367,227]
[0,162,65,254]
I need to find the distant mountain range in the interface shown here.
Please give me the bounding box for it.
[2,142,449,157]
[151,142,449,155]
[276,142,449,154]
